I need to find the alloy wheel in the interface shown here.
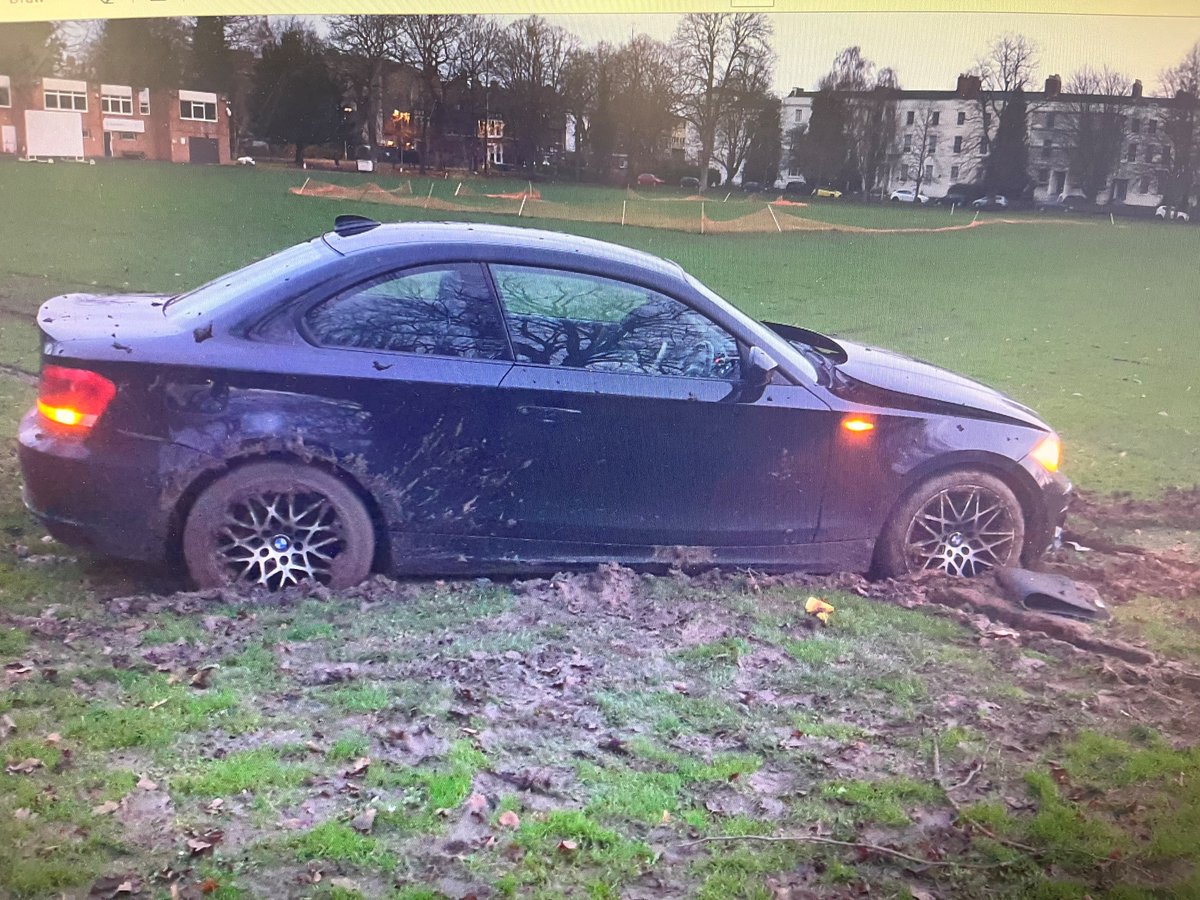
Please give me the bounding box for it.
[215,490,345,589]
[902,484,1018,577]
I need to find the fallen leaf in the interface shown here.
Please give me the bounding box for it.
[598,736,628,755]
[190,665,219,689]
[498,810,520,829]
[206,798,224,813]
[116,880,134,894]
[661,809,671,823]
[558,839,578,853]
[350,807,377,833]
[466,792,489,816]
[14,807,32,820]
[199,878,220,894]
[92,800,121,816]
[0,714,14,738]
[45,733,62,745]
[187,838,213,856]
[343,756,370,777]
[6,757,44,774]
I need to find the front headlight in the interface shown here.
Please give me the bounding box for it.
[1030,434,1061,472]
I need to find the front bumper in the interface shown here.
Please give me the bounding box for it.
[1018,453,1072,560]
[18,410,174,563]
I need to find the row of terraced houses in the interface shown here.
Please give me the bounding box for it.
[779,74,1197,209]
[0,76,231,164]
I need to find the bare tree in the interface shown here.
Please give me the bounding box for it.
[976,31,1039,96]
[559,46,599,177]
[901,103,939,199]
[797,48,898,193]
[959,33,1041,183]
[1062,66,1131,201]
[615,35,681,177]
[397,15,463,172]
[493,15,577,169]
[715,50,772,183]
[1159,40,1200,208]
[327,15,402,154]
[451,16,502,171]
[671,13,773,193]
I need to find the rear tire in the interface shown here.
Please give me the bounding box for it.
[875,469,1025,578]
[183,461,375,590]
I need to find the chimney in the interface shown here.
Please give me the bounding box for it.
[1131,79,1143,99]
[1044,74,1062,98]
[955,74,981,99]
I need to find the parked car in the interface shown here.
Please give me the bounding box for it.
[1155,205,1191,222]
[972,194,1009,210]
[782,181,812,196]
[636,173,665,187]
[679,176,700,191]
[889,188,929,204]
[813,187,843,199]
[740,181,763,193]
[1034,194,1086,212]
[20,218,1070,590]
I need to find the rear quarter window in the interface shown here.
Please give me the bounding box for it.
[165,242,331,317]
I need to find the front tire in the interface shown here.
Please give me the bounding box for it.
[183,462,375,590]
[875,469,1025,578]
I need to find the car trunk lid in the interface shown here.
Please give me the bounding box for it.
[37,293,178,359]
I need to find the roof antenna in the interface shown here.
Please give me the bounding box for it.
[333,215,382,236]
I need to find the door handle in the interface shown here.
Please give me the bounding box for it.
[518,404,582,423]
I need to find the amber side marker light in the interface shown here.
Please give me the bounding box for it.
[1030,435,1061,472]
[37,366,117,432]
[842,416,876,433]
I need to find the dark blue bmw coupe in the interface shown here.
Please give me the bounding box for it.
[19,218,1070,589]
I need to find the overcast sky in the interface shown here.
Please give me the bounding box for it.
[531,12,1200,96]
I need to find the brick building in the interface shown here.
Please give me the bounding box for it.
[0,75,231,164]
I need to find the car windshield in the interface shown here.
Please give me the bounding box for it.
[684,274,818,383]
[164,240,332,315]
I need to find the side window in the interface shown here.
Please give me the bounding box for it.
[305,263,508,360]
[491,264,740,380]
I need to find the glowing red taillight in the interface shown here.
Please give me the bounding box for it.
[37,365,117,432]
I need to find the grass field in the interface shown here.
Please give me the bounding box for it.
[0,160,1199,899]
[1,159,1196,495]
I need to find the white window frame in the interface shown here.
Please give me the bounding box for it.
[45,89,87,112]
[102,94,133,115]
[139,88,150,115]
[179,90,219,122]
[180,99,217,122]
[0,75,10,108]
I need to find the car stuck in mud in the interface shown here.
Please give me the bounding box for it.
[19,218,1070,590]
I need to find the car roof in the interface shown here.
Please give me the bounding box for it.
[322,221,684,279]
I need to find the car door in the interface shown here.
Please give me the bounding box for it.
[487,263,834,548]
[299,262,518,537]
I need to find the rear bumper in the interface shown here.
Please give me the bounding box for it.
[18,410,174,563]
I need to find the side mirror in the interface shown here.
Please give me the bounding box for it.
[747,346,779,382]
[732,346,778,403]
